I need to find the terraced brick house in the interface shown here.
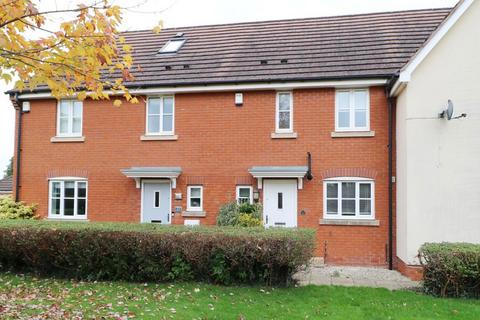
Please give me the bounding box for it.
[8,0,480,279]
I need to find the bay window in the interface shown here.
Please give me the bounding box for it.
[49,179,88,219]
[324,178,374,219]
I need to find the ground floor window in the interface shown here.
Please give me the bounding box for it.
[187,185,203,211]
[323,178,374,219]
[236,186,253,204]
[49,179,87,219]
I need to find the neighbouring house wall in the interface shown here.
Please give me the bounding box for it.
[396,1,480,265]
[17,86,390,266]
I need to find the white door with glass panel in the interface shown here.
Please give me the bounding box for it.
[263,179,297,227]
[142,181,171,224]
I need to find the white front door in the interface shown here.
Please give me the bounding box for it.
[142,181,171,224]
[263,179,297,227]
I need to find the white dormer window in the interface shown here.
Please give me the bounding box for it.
[57,100,83,137]
[335,89,370,131]
[159,39,186,54]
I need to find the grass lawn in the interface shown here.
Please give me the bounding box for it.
[0,273,478,319]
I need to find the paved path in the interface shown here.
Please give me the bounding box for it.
[295,265,420,290]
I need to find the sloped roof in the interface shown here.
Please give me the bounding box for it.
[12,7,453,94]
[116,8,451,88]
[0,176,13,193]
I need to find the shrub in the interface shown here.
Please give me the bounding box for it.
[0,220,315,286]
[0,196,37,220]
[216,202,262,226]
[238,213,262,227]
[419,242,480,298]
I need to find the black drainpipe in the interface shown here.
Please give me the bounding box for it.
[306,152,313,180]
[14,94,22,202]
[385,78,396,270]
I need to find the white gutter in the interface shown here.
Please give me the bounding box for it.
[17,79,388,100]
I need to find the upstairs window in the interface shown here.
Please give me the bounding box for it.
[146,96,175,135]
[335,89,370,131]
[159,39,186,54]
[57,100,83,137]
[236,186,253,204]
[276,92,293,133]
[49,179,87,219]
[323,178,374,219]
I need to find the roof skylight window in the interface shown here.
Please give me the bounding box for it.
[159,38,186,54]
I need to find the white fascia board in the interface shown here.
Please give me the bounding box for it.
[17,79,388,100]
[392,0,473,97]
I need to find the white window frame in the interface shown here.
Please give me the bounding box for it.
[335,89,370,132]
[236,186,253,204]
[187,185,203,212]
[146,96,175,136]
[48,177,88,220]
[56,100,83,137]
[275,91,293,133]
[323,177,375,220]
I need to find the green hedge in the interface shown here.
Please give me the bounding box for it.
[0,220,315,286]
[419,243,480,298]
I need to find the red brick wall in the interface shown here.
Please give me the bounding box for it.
[396,256,424,281]
[16,86,390,266]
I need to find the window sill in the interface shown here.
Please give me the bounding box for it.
[331,131,375,138]
[50,136,85,143]
[182,211,206,217]
[140,134,178,141]
[271,132,298,139]
[46,217,89,221]
[319,218,379,226]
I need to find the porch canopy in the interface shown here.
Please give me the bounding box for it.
[121,167,182,188]
[248,166,308,189]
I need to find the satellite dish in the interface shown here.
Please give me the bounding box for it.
[446,100,454,120]
[439,99,467,120]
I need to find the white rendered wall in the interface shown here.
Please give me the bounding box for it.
[396,1,480,265]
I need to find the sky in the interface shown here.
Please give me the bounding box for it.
[0,0,458,176]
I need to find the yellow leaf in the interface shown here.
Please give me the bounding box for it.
[77,91,87,101]
[113,99,122,107]
[130,97,139,104]
[153,21,163,34]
